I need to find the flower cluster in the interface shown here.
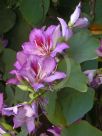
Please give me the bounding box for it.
[2,19,69,134]
[7,25,69,91]
[0,2,89,135]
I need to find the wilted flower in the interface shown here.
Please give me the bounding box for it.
[96,40,102,57]
[47,126,61,136]
[68,2,88,28]
[7,53,66,90]
[22,25,69,57]
[2,102,38,134]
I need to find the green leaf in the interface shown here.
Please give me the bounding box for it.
[1,48,16,80]
[57,58,88,92]
[5,86,15,106]
[61,121,102,136]
[81,59,98,71]
[6,11,31,51]
[20,0,50,26]
[5,86,29,106]
[95,0,102,24]
[58,87,95,124]
[45,91,67,126]
[0,8,16,34]
[0,41,4,54]
[13,87,29,104]
[54,56,71,91]
[66,59,87,92]
[69,29,99,63]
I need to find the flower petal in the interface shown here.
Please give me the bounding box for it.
[33,83,45,91]
[6,78,19,85]
[52,25,61,47]
[16,51,27,66]
[13,107,26,128]
[74,17,89,28]
[58,17,68,37]
[42,57,56,76]
[84,70,96,83]
[24,105,34,117]
[58,17,73,40]
[70,2,81,25]
[22,42,43,56]
[45,25,57,36]
[29,28,45,45]
[13,116,25,128]
[2,104,23,116]
[26,117,35,134]
[44,72,66,82]
[51,43,69,57]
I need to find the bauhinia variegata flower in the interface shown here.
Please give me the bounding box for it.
[68,2,89,28]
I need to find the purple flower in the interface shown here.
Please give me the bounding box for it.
[47,126,61,136]
[84,70,102,88]
[7,54,66,91]
[68,2,88,28]
[84,70,96,83]
[96,40,102,57]
[22,25,69,57]
[2,102,37,134]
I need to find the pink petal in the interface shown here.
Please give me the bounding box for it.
[58,17,73,40]
[42,57,56,76]
[16,51,27,66]
[84,70,96,83]
[58,17,68,37]
[26,117,35,134]
[14,61,21,70]
[52,25,61,47]
[24,105,34,117]
[74,17,89,28]
[44,72,66,82]
[6,78,19,85]
[22,42,43,56]
[29,28,45,45]
[51,43,69,57]
[45,25,57,36]
[13,117,25,128]
[33,83,44,91]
